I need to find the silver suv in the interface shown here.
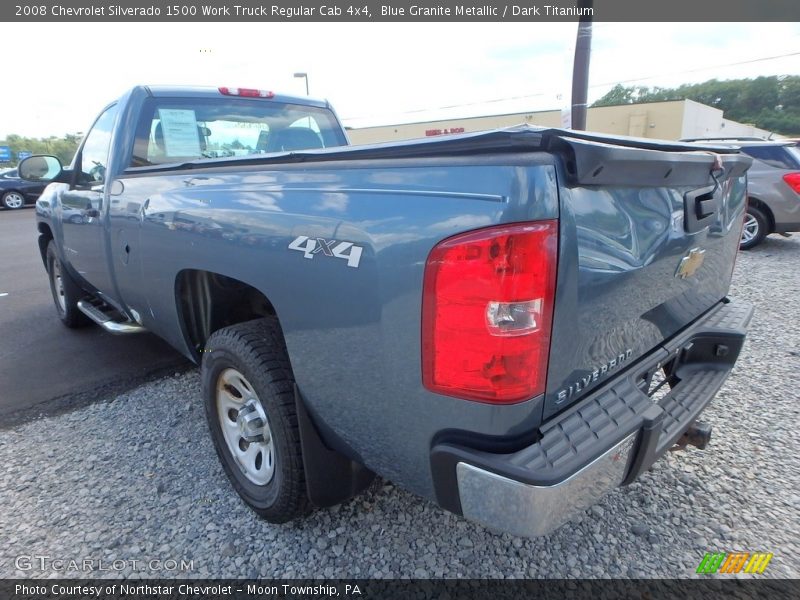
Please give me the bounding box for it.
[682,138,800,249]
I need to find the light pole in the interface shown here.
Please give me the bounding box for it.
[294,72,309,96]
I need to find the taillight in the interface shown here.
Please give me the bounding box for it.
[218,87,275,99]
[783,173,800,194]
[422,221,558,403]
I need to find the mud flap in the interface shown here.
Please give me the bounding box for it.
[294,385,375,507]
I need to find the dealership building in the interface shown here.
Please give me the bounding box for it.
[346,99,772,145]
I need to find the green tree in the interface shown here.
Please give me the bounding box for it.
[0,134,80,166]
[592,76,800,136]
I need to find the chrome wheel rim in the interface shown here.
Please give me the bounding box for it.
[4,193,23,209]
[741,213,759,244]
[216,368,275,485]
[51,260,67,313]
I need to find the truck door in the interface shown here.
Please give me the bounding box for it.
[60,104,119,305]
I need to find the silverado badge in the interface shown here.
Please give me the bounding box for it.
[675,248,706,279]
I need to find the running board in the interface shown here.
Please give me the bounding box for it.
[77,300,146,335]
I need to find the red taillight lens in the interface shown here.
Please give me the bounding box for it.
[422,221,558,404]
[783,173,800,194]
[218,87,275,99]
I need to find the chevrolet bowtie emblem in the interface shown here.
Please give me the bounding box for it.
[675,248,706,279]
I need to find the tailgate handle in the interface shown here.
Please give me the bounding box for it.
[684,185,719,233]
[696,196,717,219]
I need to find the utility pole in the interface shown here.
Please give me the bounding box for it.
[571,0,593,131]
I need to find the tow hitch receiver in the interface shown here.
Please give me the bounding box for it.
[671,421,712,451]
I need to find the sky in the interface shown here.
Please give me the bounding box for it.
[0,21,798,139]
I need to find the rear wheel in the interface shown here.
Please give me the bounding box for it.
[46,241,89,328]
[740,206,768,250]
[2,191,25,209]
[202,318,311,522]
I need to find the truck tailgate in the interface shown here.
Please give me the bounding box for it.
[544,135,751,419]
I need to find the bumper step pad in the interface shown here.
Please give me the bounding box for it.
[431,299,753,537]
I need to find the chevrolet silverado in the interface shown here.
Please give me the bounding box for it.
[20,85,753,537]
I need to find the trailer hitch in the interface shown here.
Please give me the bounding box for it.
[671,421,712,452]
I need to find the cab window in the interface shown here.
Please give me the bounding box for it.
[130,96,347,167]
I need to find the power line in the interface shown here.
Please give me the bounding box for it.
[342,92,554,122]
[593,50,800,88]
[341,50,800,122]
[343,91,554,121]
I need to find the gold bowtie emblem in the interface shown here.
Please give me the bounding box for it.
[675,248,706,279]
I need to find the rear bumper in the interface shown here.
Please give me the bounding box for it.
[430,298,753,537]
[774,221,800,233]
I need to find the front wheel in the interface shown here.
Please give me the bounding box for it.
[740,206,768,250]
[46,241,90,328]
[202,318,311,522]
[2,191,25,209]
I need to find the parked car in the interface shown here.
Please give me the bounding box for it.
[682,138,800,249]
[0,168,48,209]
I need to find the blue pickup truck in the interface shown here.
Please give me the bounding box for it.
[21,85,753,537]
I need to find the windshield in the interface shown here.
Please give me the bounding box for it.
[130,96,347,167]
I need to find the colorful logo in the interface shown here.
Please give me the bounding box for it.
[696,552,773,574]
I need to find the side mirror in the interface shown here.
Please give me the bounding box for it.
[18,155,66,183]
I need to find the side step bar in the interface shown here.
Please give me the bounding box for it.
[77,299,146,335]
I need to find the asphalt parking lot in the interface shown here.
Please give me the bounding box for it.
[0,230,798,579]
[0,208,189,424]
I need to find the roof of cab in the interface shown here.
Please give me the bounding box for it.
[140,85,330,109]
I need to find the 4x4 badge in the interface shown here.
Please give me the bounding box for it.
[288,235,363,268]
[675,247,706,279]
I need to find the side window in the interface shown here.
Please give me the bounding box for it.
[78,105,118,185]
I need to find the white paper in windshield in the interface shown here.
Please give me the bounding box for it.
[158,109,201,157]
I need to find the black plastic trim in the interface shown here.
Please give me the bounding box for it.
[551,136,751,188]
[775,221,800,232]
[684,184,720,233]
[120,124,752,190]
[294,385,375,508]
[431,298,753,511]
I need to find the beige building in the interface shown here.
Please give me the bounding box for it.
[346,99,772,145]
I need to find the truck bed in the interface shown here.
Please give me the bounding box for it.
[105,126,749,497]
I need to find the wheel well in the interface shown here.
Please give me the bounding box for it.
[37,223,54,267]
[747,197,775,233]
[175,270,276,358]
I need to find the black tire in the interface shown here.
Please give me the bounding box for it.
[740,206,768,250]
[2,190,25,209]
[202,318,311,523]
[45,240,90,328]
